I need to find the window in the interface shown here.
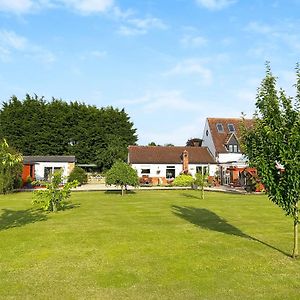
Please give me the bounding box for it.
[228,144,239,153]
[196,166,208,175]
[141,168,150,174]
[227,124,235,132]
[166,166,175,179]
[44,167,62,181]
[216,123,224,132]
[206,130,209,136]
[44,167,52,181]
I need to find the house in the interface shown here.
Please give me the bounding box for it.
[22,156,76,184]
[128,146,216,185]
[202,117,254,185]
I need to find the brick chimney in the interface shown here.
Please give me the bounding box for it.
[182,150,189,174]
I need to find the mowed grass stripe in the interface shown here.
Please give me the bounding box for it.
[0,190,299,299]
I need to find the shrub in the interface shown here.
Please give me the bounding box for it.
[33,169,78,212]
[68,167,88,185]
[0,139,23,194]
[172,174,194,187]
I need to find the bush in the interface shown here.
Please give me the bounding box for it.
[68,167,88,185]
[172,174,194,187]
[0,139,23,194]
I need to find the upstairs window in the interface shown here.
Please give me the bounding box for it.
[227,124,235,132]
[216,123,224,132]
[228,144,239,153]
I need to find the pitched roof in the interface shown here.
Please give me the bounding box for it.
[23,156,76,164]
[128,146,215,164]
[207,118,253,153]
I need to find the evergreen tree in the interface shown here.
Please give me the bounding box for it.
[0,95,137,170]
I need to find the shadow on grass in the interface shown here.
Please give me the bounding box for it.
[104,190,136,195]
[180,192,203,200]
[62,202,81,210]
[172,205,291,257]
[0,208,47,231]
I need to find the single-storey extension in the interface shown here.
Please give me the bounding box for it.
[128,146,216,185]
[22,155,76,184]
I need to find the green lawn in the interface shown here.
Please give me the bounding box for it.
[0,190,299,299]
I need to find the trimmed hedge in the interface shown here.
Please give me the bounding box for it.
[172,174,194,187]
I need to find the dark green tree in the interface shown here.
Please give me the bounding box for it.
[105,161,139,196]
[0,95,137,170]
[242,63,300,258]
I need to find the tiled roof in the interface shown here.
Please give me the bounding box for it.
[128,146,215,164]
[23,156,76,164]
[207,118,253,153]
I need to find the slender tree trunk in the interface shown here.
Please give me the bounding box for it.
[292,203,298,258]
[201,167,204,199]
[121,186,124,196]
[52,199,57,212]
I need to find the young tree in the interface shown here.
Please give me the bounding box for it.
[0,139,23,194]
[105,161,139,196]
[33,169,78,212]
[194,172,209,199]
[242,63,300,258]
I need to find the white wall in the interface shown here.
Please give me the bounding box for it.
[202,120,216,158]
[132,163,215,178]
[34,162,70,181]
[217,153,244,164]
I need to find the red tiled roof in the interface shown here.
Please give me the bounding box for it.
[207,118,253,153]
[128,146,215,164]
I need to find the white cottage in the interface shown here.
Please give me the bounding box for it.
[128,146,216,185]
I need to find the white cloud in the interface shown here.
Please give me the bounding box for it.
[196,0,236,10]
[0,29,55,64]
[245,21,274,35]
[61,0,114,14]
[119,90,206,113]
[0,29,27,49]
[0,0,114,14]
[140,121,204,146]
[164,59,212,85]
[245,20,300,55]
[0,0,34,14]
[180,34,207,48]
[118,16,167,36]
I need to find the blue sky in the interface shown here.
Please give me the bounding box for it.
[0,0,299,145]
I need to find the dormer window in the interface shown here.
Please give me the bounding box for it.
[227,124,235,132]
[227,144,239,153]
[216,123,224,132]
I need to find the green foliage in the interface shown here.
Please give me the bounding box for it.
[68,166,88,185]
[241,62,300,257]
[0,95,137,171]
[33,169,78,212]
[194,173,209,187]
[172,174,194,187]
[105,161,139,195]
[0,139,23,194]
